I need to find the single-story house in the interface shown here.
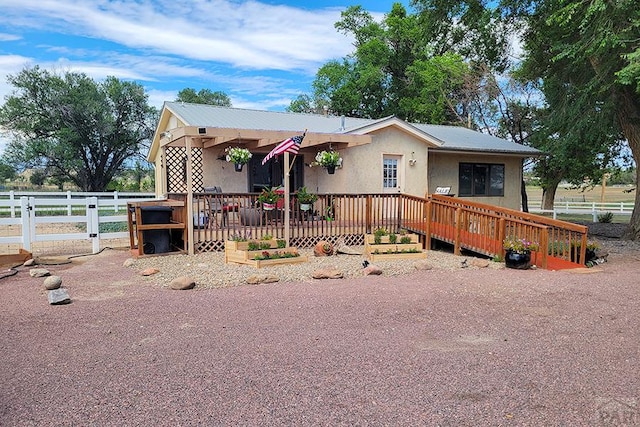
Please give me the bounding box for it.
[148,102,541,210]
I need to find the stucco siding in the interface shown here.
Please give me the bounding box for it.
[303,128,430,196]
[202,148,248,192]
[428,152,523,209]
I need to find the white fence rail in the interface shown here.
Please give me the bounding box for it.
[529,200,634,221]
[0,193,157,254]
[0,191,154,218]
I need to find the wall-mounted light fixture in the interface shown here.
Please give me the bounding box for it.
[409,151,417,166]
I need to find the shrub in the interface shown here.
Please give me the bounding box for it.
[597,212,614,223]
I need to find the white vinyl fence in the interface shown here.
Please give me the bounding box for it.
[0,191,156,254]
[529,200,634,221]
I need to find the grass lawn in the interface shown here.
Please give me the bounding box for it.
[526,185,635,204]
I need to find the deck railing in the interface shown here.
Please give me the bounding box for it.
[424,194,589,268]
[172,192,589,269]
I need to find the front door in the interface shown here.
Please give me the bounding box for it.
[249,154,304,192]
[382,154,402,193]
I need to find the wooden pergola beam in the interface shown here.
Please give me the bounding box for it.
[163,126,372,150]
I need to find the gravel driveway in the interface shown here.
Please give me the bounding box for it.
[2,242,640,426]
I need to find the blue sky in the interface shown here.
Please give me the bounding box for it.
[0,0,412,114]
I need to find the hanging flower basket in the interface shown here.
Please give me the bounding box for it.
[225,147,252,171]
[312,150,342,174]
[262,202,276,211]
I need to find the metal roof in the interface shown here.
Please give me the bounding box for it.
[164,102,541,156]
[165,101,372,134]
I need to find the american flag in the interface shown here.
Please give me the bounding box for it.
[261,133,305,165]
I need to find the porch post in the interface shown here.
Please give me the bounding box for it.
[284,151,291,244]
[161,146,168,197]
[186,137,195,255]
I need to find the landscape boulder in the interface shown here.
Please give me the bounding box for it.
[470,258,490,268]
[170,276,196,290]
[43,275,62,290]
[413,261,433,271]
[140,268,160,276]
[246,274,280,285]
[363,265,383,276]
[312,268,344,279]
[48,288,71,305]
[29,268,50,278]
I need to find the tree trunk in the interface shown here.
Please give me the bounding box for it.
[616,86,640,240]
[521,179,529,212]
[541,177,562,211]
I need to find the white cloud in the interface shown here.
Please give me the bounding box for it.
[1,0,352,72]
[0,33,21,42]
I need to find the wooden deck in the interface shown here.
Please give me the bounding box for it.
[166,192,589,270]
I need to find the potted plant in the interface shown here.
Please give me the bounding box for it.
[313,150,342,174]
[503,236,539,269]
[257,187,281,210]
[225,147,252,172]
[295,186,318,211]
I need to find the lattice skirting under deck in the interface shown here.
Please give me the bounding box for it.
[194,234,365,254]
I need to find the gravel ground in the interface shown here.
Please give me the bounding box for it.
[129,246,503,289]
[2,231,640,426]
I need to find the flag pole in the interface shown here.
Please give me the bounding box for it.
[284,151,291,245]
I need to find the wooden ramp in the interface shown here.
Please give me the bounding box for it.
[401,195,588,270]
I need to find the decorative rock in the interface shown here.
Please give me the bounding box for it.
[246,274,280,285]
[140,268,160,276]
[23,259,36,267]
[48,288,71,305]
[29,268,50,278]
[312,268,344,279]
[169,276,196,290]
[334,237,361,255]
[314,241,334,257]
[470,258,490,268]
[413,261,433,271]
[43,275,63,290]
[363,265,383,275]
[122,258,136,267]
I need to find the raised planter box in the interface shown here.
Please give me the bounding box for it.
[225,239,308,268]
[364,233,426,261]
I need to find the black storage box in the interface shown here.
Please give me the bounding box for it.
[140,206,173,254]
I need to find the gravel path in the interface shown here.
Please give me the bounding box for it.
[2,238,640,426]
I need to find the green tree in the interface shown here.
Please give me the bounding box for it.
[516,0,640,237]
[0,66,156,191]
[175,88,232,106]
[29,169,46,187]
[0,159,16,182]
[291,4,468,122]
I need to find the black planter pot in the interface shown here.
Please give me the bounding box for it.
[326,165,336,174]
[234,163,244,172]
[505,250,532,269]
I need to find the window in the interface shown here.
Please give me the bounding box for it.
[383,156,399,189]
[459,163,504,196]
